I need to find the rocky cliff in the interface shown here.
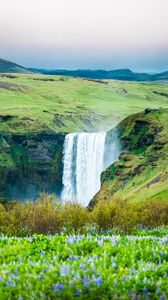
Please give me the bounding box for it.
[0,132,65,200]
[90,108,168,207]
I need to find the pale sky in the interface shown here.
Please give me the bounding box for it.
[0,0,168,71]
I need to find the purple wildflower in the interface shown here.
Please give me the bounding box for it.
[75,289,81,297]
[143,287,148,295]
[53,283,64,291]
[156,289,161,296]
[83,276,89,289]
[96,276,103,286]
[160,296,166,300]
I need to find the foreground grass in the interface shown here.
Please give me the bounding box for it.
[0,229,168,299]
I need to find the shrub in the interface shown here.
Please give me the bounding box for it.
[144,200,168,227]
[63,201,89,231]
[92,201,113,231]
[26,193,63,234]
[1,193,168,236]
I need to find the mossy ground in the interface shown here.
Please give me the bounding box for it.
[93,109,168,204]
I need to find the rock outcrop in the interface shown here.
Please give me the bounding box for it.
[89,108,168,207]
[0,132,65,200]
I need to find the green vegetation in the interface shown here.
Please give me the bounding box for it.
[0,228,168,299]
[1,193,168,236]
[0,74,168,299]
[0,74,168,133]
[93,108,168,205]
[0,74,168,200]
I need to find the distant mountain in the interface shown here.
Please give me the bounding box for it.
[0,58,31,74]
[29,67,168,81]
[0,58,168,81]
[152,71,168,81]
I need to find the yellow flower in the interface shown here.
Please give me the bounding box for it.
[119,267,125,272]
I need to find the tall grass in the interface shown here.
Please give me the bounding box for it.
[0,193,168,236]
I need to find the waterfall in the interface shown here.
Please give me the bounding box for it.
[62,132,106,206]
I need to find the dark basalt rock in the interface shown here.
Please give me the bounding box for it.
[0,132,65,200]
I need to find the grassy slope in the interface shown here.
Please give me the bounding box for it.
[0,74,168,133]
[1,74,168,200]
[91,109,168,205]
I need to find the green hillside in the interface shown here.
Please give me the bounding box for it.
[0,73,168,134]
[0,73,168,200]
[90,108,168,206]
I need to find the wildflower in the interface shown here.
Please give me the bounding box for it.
[98,239,103,246]
[6,280,15,288]
[75,289,81,297]
[38,275,44,281]
[60,266,69,276]
[119,267,125,272]
[156,289,161,296]
[160,296,166,300]
[83,276,89,289]
[143,287,148,295]
[70,280,75,286]
[53,283,64,291]
[68,236,77,244]
[95,276,103,286]
[40,250,45,257]
[14,269,19,276]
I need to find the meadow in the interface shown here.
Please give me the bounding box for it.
[0,228,168,300]
[1,195,168,299]
[0,74,168,133]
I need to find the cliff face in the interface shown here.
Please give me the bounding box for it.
[90,108,168,207]
[0,132,65,200]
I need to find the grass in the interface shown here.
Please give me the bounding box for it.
[94,108,168,204]
[0,74,168,133]
[0,229,168,299]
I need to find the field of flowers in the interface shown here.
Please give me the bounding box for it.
[0,228,168,300]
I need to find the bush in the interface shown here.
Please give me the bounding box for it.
[1,193,168,236]
[63,202,89,231]
[26,193,63,234]
[144,200,168,227]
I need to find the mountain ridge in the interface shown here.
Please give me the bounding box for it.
[1,57,168,81]
[0,58,31,74]
[29,67,168,81]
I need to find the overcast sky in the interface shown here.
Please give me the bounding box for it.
[0,0,168,71]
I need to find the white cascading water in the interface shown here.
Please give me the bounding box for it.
[62,132,106,206]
